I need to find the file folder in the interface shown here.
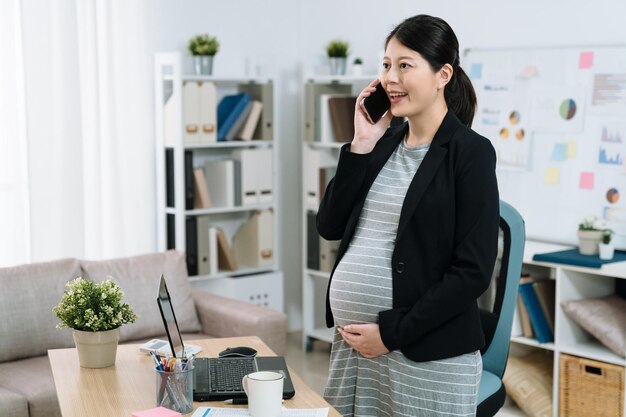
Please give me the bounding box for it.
[183,81,200,144]
[232,210,274,268]
[198,81,217,144]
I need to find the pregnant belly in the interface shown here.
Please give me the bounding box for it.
[329,267,392,328]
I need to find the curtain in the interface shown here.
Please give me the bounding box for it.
[0,0,157,266]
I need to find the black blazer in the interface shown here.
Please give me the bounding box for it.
[317,110,499,362]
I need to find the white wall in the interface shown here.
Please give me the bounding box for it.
[155,0,626,330]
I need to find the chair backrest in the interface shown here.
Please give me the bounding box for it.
[479,200,525,378]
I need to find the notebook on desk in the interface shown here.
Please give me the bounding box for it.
[156,274,295,401]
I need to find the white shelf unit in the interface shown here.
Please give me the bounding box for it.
[155,52,283,311]
[301,75,378,351]
[516,240,625,416]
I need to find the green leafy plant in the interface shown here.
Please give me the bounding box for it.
[53,277,138,332]
[602,228,615,244]
[578,216,603,231]
[326,39,349,58]
[353,57,363,65]
[188,34,220,56]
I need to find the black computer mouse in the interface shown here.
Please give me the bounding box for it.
[218,346,258,358]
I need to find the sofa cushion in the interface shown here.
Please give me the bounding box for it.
[80,250,201,342]
[0,258,80,363]
[0,355,61,417]
[0,386,29,417]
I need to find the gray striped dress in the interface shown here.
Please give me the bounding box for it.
[324,138,482,417]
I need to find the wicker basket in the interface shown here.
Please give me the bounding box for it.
[559,354,624,417]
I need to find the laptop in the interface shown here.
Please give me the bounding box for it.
[156,274,296,401]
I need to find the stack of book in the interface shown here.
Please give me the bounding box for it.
[217,93,263,141]
[516,274,556,343]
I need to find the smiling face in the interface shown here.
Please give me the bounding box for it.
[380,36,451,120]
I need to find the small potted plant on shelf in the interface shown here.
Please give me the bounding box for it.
[53,277,138,368]
[352,57,363,76]
[599,228,615,260]
[188,34,220,75]
[326,39,349,75]
[577,216,604,255]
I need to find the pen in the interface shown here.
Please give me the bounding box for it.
[224,398,284,405]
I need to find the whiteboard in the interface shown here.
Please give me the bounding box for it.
[464,46,626,250]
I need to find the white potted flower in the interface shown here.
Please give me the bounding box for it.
[577,217,604,255]
[599,228,615,260]
[326,39,349,76]
[53,277,138,368]
[352,57,363,76]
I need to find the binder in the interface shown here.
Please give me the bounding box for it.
[328,96,357,142]
[185,217,198,276]
[197,216,210,275]
[207,226,218,275]
[519,281,554,343]
[305,149,320,210]
[193,168,212,209]
[217,93,250,142]
[304,83,351,142]
[533,280,556,334]
[166,149,195,209]
[256,149,273,204]
[184,150,194,210]
[204,159,235,207]
[198,81,217,144]
[232,210,274,268]
[183,81,200,144]
[225,101,253,141]
[517,294,534,338]
[165,149,174,208]
[237,100,263,140]
[232,150,258,205]
[307,212,319,270]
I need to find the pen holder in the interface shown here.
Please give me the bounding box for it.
[155,368,193,414]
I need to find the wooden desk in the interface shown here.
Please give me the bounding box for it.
[49,336,339,416]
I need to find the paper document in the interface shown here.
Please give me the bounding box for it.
[191,407,329,417]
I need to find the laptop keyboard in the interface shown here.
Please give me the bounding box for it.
[199,357,255,393]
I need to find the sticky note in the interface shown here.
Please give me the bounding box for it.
[579,171,594,189]
[470,63,483,80]
[132,406,181,417]
[567,141,577,159]
[519,65,539,79]
[551,144,568,161]
[544,167,560,184]
[579,51,593,69]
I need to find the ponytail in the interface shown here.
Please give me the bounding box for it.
[445,66,477,127]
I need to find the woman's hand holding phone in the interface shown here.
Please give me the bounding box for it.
[351,80,393,154]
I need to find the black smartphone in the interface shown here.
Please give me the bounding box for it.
[362,83,391,124]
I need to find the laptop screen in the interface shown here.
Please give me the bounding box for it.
[157,275,185,358]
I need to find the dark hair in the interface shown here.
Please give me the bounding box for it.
[386,15,476,127]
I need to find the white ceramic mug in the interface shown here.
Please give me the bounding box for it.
[242,371,284,417]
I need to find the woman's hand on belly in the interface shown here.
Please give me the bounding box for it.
[338,323,390,359]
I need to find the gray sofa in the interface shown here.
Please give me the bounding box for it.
[0,250,287,417]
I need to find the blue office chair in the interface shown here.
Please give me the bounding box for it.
[477,200,525,417]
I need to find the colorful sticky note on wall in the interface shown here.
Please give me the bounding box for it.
[551,144,568,161]
[579,171,594,190]
[544,167,560,184]
[566,141,577,158]
[470,63,483,80]
[579,51,594,69]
